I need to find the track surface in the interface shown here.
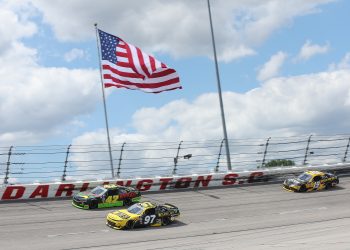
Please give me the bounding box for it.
[1,178,350,250]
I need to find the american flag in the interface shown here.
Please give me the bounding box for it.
[98,29,182,93]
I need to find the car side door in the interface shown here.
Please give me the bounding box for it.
[140,207,157,226]
[312,175,322,190]
[117,188,129,201]
[104,188,119,204]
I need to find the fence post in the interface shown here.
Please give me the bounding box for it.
[62,144,72,181]
[173,141,183,175]
[261,137,271,168]
[303,135,313,165]
[215,139,225,172]
[343,137,350,162]
[4,146,13,185]
[117,142,126,178]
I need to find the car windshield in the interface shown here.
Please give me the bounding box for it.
[127,204,144,215]
[90,186,107,196]
[297,173,312,182]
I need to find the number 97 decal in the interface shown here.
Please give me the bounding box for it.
[144,215,156,224]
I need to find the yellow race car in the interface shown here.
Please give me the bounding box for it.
[106,201,180,230]
[283,170,339,192]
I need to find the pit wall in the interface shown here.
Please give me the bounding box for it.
[1,163,350,201]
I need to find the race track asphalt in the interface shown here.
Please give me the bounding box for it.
[1,177,350,250]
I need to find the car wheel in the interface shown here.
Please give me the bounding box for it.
[124,220,135,230]
[299,185,307,192]
[325,182,332,190]
[89,201,98,209]
[162,216,172,226]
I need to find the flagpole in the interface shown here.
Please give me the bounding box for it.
[206,0,232,171]
[94,23,115,178]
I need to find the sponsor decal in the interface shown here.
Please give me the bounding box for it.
[118,192,137,199]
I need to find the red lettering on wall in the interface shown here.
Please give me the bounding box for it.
[248,172,264,183]
[194,175,212,188]
[29,185,49,198]
[1,186,25,200]
[55,184,75,197]
[79,183,90,192]
[116,180,132,186]
[136,179,153,191]
[159,178,173,190]
[175,177,192,189]
[222,173,239,185]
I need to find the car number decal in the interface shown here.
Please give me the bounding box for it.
[105,195,119,203]
[144,215,156,224]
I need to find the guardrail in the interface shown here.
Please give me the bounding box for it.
[1,163,350,201]
[1,134,350,184]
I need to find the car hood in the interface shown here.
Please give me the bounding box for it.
[108,209,139,221]
[74,192,100,200]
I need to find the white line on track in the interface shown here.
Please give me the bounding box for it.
[48,229,110,238]
[279,206,327,215]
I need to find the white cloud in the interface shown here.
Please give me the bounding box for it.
[30,0,334,62]
[0,61,101,145]
[73,69,350,145]
[0,2,101,147]
[329,52,350,71]
[0,2,37,55]
[64,48,85,62]
[296,40,330,61]
[257,51,288,81]
[0,0,341,147]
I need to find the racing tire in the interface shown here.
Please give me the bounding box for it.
[325,182,332,190]
[89,201,98,209]
[299,185,307,192]
[124,220,135,230]
[124,198,132,206]
[162,216,172,226]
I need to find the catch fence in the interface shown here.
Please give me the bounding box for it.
[1,134,349,184]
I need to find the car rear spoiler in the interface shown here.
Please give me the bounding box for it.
[164,203,177,208]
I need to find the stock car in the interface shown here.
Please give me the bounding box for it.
[106,201,180,230]
[72,184,141,209]
[283,170,339,192]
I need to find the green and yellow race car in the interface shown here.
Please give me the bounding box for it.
[283,170,339,192]
[106,201,180,230]
[72,184,141,209]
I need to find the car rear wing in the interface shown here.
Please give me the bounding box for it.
[164,203,178,209]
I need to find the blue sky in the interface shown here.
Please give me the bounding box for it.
[1,0,350,148]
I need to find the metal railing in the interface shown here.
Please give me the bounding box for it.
[1,134,350,184]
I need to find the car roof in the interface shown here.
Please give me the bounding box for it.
[103,184,123,190]
[304,170,324,176]
[139,201,157,208]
